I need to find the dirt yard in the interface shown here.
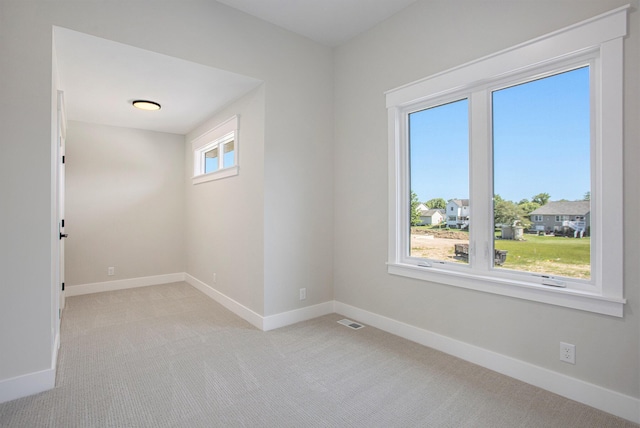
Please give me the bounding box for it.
[410,231,468,262]
[410,229,590,278]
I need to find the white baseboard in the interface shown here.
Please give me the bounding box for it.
[51,274,640,422]
[263,301,335,331]
[2,328,63,403]
[184,274,264,329]
[0,368,56,404]
[334,301,640,424]
[0,271,168,404]
[184,274,335,332]
[65,273,186,296]
[52,332,60,369]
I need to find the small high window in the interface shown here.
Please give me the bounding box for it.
[192,115,239,184]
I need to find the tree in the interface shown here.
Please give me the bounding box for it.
[494,199,531,228]
[425,198,447,210]
[518,200,540,215]
[583,191,591,201]
[410,191,421,226]
[532,192,551,206]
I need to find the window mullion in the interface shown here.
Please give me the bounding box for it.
[469,90,492,273]
[390,106,408,265]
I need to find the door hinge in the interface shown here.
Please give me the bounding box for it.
[62,282,65,291]
[61,219,65,227]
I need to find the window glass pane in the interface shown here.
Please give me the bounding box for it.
[409,99,469,263]
[223,140,235,168]
[492,67,590,279]
[204,147,219,173]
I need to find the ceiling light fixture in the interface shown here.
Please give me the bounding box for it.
[132,100,161,111]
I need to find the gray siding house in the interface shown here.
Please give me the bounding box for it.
[529,200,590,235]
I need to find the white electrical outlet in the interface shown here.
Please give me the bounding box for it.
[107,267,115,276]
[560,342,575,364]
[299,288,306,300]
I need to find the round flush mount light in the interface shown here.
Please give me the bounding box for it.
[132,100,161,111]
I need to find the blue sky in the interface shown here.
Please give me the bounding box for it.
[205,145,235,173]
[410,66,590,204]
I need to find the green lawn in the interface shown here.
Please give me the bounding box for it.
[412,224,454,231]
[494,234,590,279]
[411,226,591,278]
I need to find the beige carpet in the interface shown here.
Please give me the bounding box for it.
[0,282,636,427]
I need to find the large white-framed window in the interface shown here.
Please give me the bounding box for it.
[386,6,627,316]
[192,115,239,184]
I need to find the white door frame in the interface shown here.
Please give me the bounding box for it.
[54,90,66,348]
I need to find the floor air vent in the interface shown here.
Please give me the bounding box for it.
[337,319,365,330]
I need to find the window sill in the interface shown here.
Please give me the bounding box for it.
[192,165,238,185]
[387,262,625,317]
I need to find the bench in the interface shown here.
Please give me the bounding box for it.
[454,243,508,266]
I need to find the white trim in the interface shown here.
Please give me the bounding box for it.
[385,5,627,317]
[334,301,639,424]
[192,165,238,184]
[65,272,186,296]
[52,331,60,369]
[0,305,59,403]
[184,273,264,330]
[191,115,239,184]
[0,368,56,404]
[184,274,335,331]
[385,5,629,107]
[191,115,238,150]
[8,277,636,422]
[66,273,334,332]
[262,301,335,331]
[387,263,625,317]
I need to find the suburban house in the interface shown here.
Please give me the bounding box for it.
[0,0,637,425]
[529,201,591,235]
[446,199,470,229]
[420,208,445,226]
[416,203,445,226]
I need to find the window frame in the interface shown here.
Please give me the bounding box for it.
[386,6,627,317]
[192,115,239,184]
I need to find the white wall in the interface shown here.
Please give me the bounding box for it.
[3,0,635,415]
[0,0,334,387]
[0,0,56,382]
[65,122,185,286]
[185,86,266,315]
[334,0,639,400]
[260,43,335,317]
[263,80,335,316]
